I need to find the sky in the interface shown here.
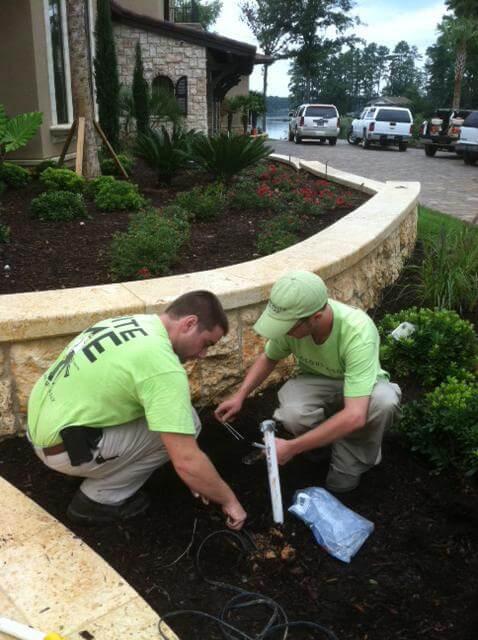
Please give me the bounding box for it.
[214,0,449,97]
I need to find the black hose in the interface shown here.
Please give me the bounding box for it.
[158,528,339,640]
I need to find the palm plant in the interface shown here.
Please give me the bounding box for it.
[191,133,272,184]
[0,104,42,165]
[247,91,267,131]
[135,126,197,184]
[444,0,478,108]
[221,95,247,133]
[149,87,184,130]
[119,86,184,136]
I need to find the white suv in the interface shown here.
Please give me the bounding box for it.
[456,110,478,165]
[288,104,340,145]
[349,106,413,151]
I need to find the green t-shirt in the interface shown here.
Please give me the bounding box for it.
[28,315,195,447]
[264,299,388,397]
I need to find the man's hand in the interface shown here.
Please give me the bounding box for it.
[222,498,247,530]
[275,437,297,466]
[215,394,244,423]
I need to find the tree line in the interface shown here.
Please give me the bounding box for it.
[239,0,478,118]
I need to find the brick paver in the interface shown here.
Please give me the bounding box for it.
[271,139,478,224]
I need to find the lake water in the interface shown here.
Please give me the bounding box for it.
[264,115,290,140]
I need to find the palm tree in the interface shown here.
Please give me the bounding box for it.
[221,96,246,133]
[444,0,478,109]
[66,0,100,177]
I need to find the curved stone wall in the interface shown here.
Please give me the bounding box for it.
[0,156,419,438]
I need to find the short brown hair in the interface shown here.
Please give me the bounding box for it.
[165,290,229,334]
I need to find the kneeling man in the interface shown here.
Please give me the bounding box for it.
[216,271,401,493]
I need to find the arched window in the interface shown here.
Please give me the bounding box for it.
[152,75,174,96]
[175,76,188,116]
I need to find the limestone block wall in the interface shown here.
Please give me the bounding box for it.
[0,157,419,439]
[114,23,208,132]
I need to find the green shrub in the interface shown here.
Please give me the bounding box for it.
[161,204,192,231]
[256,213,301,255]
[135,126,196,184]
[287,192,324,217]
[109,208,189,280]
[0,181,5,196]
[407,226,478,314]
[379,307,478,389]
[33,160,58,177]
[191,133,273,184]
[230,188,266,210]
[0,223,10,243]
[85,175,116,199]
[94,179,146,211]
[400,372,478,474]
[39,167,85,193]
[100,153,134,176]
[229,184,274,211]
[0,162,31,188]
[174,183,226,221]
[31,190,87,221]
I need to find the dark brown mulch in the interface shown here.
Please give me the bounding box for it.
[0,162,366,295]
[1,383,477,640]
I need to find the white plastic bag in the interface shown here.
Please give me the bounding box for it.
[289,487,374,563]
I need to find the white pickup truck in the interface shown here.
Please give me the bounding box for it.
[348,106,413,151]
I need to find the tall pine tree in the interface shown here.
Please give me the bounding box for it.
[132,42,150,135]
[94,0,120,149]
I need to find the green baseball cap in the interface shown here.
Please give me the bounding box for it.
[254,271,328,339]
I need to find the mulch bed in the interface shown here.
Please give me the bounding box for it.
[1,163,477,639]
[0,162,366,295]
[1,381,477,640]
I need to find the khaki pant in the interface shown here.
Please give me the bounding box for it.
[273,376,401,476]
[31,409,201,505]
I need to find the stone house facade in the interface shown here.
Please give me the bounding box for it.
[114,22,208,132]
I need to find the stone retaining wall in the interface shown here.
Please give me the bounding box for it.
[0,157,419,439]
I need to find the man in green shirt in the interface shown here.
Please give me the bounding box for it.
[28,290,247,529]
[215,271,401,493]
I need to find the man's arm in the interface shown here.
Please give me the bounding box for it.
[160,431,247,530]
[275,396,370,465]
[215,353,279,422]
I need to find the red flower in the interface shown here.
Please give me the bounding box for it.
[257,183,273,198]
[137,267,152,279]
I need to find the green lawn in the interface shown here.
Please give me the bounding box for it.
[418,204,478,240]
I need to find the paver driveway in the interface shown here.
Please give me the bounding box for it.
[271,139,478,224]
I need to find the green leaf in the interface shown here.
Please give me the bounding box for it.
[0,104,7,140]
[3,111,43,153]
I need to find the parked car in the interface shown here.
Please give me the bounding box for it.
[347,105,413,151]
[455,110,478,165]
[419,109,472,157]
[288,104,340,145]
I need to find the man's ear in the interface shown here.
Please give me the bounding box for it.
[180,315,199,333]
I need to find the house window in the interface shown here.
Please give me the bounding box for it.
[175,76,188,115]
[152,75,174,96]
[44,0,73,125]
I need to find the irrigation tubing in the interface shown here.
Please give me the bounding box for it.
[157,529,339,640]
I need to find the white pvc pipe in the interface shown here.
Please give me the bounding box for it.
[260,420,284,524]
[0,617,45,640]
